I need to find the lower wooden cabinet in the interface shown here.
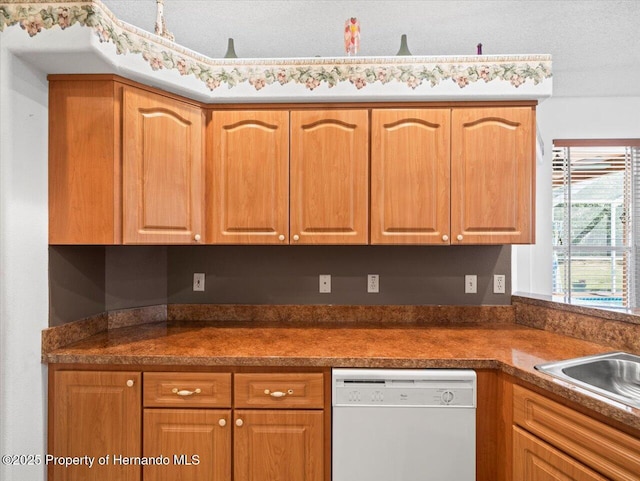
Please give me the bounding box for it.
[234,410,324,481]
[50,370,141,481]
[143,409,231,481]
[513,426,607,481]
[513,385,640,481]
[49,369,328,481]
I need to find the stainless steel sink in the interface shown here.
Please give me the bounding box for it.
[535,352,640,409]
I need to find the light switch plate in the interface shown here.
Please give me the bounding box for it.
[465,275,477,294]
[193,273,205,291]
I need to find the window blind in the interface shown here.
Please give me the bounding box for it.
[552,140,640,308]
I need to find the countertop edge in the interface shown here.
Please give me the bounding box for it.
[43,348,640,432]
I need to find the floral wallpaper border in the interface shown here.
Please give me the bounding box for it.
[0,1,552,95]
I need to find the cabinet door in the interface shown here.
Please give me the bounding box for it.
[51,371,141,481]
[143,409,231,481]
[451,107,535,244]
[513,427,607,481]
[49,79,122,244]
[290,110,369,244]
[209,110,289,244]
[371,109,451,244]
[234,410,324,481]
[123,87,204,244]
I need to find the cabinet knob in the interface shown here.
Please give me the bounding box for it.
[235,418,244,427]
[218,419,227,427]
[126,379,134,388]
[278,234,286,241]
[292,234,300,241]
[442,235,449,242]
[457,234,464,241]
[194,234,201,242]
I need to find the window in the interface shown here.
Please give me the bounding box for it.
[552,140,640,308]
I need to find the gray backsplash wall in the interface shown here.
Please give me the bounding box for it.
[105,246,168,310]
[49,245,511,326]
[167,245,512,305]
[49,246,168,326]
[49,246,106,326]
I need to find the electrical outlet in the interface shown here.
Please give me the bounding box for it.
[193,273,205,291]
[465,275,477,294]
[319,274,331,293]
[367,274,379,293]
[493,274,506,294]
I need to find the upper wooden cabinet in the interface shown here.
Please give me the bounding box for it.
[122,87,204,244]
[451,107,535,244]
[49,78,123,244]
[371,109,451,244]
[49,76,204,245]
[208,109,369,245]
[208,110,289,244]
[371,106,535,245]
[50,76,535,246]
[290,110,369,245]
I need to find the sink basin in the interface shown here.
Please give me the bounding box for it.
[535,352,640,409]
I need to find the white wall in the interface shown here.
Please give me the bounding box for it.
[513,96,640,295]
[0,39,49,480]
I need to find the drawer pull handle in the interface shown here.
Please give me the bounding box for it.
[264,389,294,398]
[218,419,227,427]
[236,418,244,427]
[172,388,202,396]
[126,379,135,387]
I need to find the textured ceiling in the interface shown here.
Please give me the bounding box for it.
[101,0,639,97]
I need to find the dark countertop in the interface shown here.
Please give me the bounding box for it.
[44,319,640,432]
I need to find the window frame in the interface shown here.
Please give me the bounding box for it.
[552,138,640,308]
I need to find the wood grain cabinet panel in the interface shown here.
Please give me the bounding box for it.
[371,109,451,244]
[234,410,324,481]
[234,372,324,409]
[208,110,289,244]
[143,372,231,408]
[143,409,231,481]
[290,110,369,244]
[51,371,141,481]
[513,426,608,481]
[49,76,536,247]
[451,107,535,244]
[513,385,640,481]
[49,79,122,244]
[123,87,204,244]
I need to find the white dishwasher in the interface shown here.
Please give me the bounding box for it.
[332,369,476,481]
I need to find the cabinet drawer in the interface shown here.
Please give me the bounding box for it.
[513,385,640,481]
[234,373,324,409]
[144,372,231,408]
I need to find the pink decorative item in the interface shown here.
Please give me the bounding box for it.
[344,17,360,55]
